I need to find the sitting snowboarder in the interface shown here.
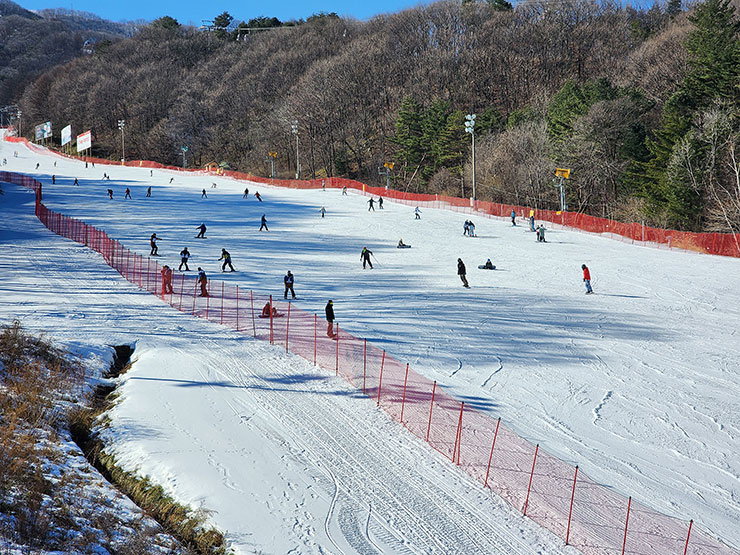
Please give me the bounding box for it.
[478,258,496,270]
[260,302,283,318]
[397,238,411,248]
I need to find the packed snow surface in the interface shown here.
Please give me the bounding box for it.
[1,137,738,553]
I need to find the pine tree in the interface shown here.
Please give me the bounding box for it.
[392,96,424,179]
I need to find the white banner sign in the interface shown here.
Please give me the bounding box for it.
[61,124,72,146]
[76,130,92,152]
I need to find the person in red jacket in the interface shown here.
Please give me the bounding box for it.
[582,264,593,294]
[161,265,173,295]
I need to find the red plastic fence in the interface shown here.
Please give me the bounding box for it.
[6,135,739,258]
[4,170,736,554]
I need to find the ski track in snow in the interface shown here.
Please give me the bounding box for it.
[2,137,740,553]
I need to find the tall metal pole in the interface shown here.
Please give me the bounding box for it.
[465,114,476,200]
[291,120,299,179]
[118,119,125,163]
[472,130,476,202]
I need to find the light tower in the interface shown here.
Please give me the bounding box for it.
[465,113,476,201]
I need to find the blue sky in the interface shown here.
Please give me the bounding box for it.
[16,0,427,25]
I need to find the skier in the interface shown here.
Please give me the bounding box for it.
[457,258,470,288]
[196,223,207,238]
[468,220,476,237]
[52,175,55,184]
[150,233,159,256]
[169,177,174,184]
[35,163,39,169]
[582,264,593,294]
[259,214,269,231]
[529,215,536,232]
[378,196,384,209]
[85,161,88,168]
[319,206,326,218]
[415,207,421,219]
[368,198,375,211]
[201,188,207,198]
[361,247,373,269]
[125,187,131,199]
[537,225,547,242]
[325,300,336,338]
[463,221,469,236]
[511,210,517,226]
[179,247,191,271]
[255,191,262,202]
[342,186,347,195]
[146,186,151,197]
[150,170,153,177]
[219,249,235,272]
[161,265,174,295]
[107,189,113,199]
[284,270,296,299]
[197,267,209,297]
[243,187,249,198]
[322,179,326,191]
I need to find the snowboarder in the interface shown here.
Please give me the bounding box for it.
[361,247,373,269]
[468,220,476,237]
[35,162,39,169]
[107,189,113,199]
[150,170,153,177]
[161,265,174,295]
[529,215,536,232]
[261,302,280,318]
[415,207,421,219]
[169,177,174,184]
[243,187,249,198]
[125,187,131,199]
[146,186,151,197]
[378,196,384,209]
[179,247,191,271]
[367,198,375,211]
[582,264,593,294]
[342,186,347,195]
[197,267,209,297]
[259,214,269,231]
[196,223,207,238]
[52,175,55,184]
[219,249,235,272]
[150,233,159,256]
[463,221,470,236]
[320,206,326,218]
[397,238,410,248]
[255,191,262,202]
[479,259,495,270]
[536,225,547,242]
[511,210,517,226]
[325,300,336,337]
[322,179,326,191]
[284,270,296,299]
[201,188,207,198]
[458,258,470,288]
[85,161,88,168]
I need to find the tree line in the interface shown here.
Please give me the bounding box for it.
[13,0,740,233]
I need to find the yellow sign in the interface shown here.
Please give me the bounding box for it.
[555,168,571,179]
[268,151,277,158]
[384,162,394,170]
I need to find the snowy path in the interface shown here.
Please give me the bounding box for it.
[2,135,739,551]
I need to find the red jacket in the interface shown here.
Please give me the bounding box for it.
[582,267,591,281]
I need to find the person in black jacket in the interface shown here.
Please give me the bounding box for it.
[284,271,296,299]
[457,258,470,288]
[325,300,336,337]
[360,247,373,269]
[219,248,235,272]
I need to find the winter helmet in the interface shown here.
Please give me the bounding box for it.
[581,264,587,269]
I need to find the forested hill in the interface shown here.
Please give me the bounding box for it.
[12,0,740,234]
[0,0,133,107]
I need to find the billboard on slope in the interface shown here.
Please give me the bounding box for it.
[77,130,92,152]
[34,121,52,141]
[61,125,72,146]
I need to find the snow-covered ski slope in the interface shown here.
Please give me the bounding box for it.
[1,136,739,553]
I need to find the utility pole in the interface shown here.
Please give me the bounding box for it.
[465,113,476,201]
[118,119,126,163]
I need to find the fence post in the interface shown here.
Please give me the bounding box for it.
[205,282,210,319]
[426,381,437,443]
[146,258,150,292]
[313,314,317,365]
[269,295,274,344]
[220,282,224,324]
[192,277,197,315]
[452,401,464,465]
[622,497,632,555]
[484,417,501,488]
[683,520,693,555]
[400,363,409,424]
[566,465,578,545]
[250,290,256,338]
[179,274,185,310]
[523,444,539,516]
[335,324,339,376]
[363,339,367,394]
[236,286,240,331]
[376,350,386,406]
[285,302,291,353]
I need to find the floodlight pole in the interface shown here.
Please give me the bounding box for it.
[291,120,300,179]
[17,109,22,137]
[118,119,125,163]
[181,145,188,168]
[465,114,476,201]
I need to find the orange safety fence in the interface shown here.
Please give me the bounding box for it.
[3,169,736,555]
[5,134,739,258]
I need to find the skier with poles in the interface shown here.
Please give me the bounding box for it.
[197,267,209,297]
[582,264,594,294]
[161,265,174,295]
[284,270,296,299]
[219,248,235,272]
[259,214,269,231]
[125,187,132,199]
[361,247,374,269]
[196,223,207,238]
[458,258,470,288]
[150,233,160,256]
[325,300,336,338]
[179,247,191,271]
[255,191,262,202]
